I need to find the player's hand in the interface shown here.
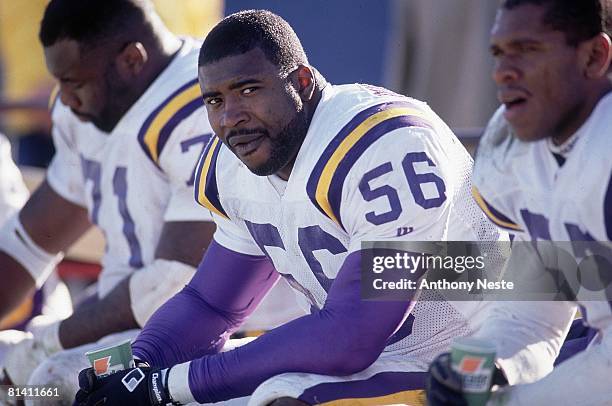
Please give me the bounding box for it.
[1,316,64,385]
[426,352,508,406]
[73,365,178,406]
[426,352,467,406]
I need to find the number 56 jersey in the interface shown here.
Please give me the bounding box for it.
[196,83,504,362]
[46,38,212,297]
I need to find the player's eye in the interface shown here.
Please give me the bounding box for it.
[489,46,503,57]
[241,87,258,95]
[518,44,539,53]
[205,97,222,106]
[62,80,84,91]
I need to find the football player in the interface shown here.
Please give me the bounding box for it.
[0,133,35,333]
[0,1,301,403]
[71,10,520,406]
[427,0,612,404]
[0,133,73,331]
[0,0,214,392]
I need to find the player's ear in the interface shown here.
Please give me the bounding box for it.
[292,65,315,102]
[115,42,148,78]
[580,33,612,79]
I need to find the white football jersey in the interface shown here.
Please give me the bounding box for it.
[196,84,504,363]
[0,133,28,225]
[46,38,213,297]
[473,96,612,330]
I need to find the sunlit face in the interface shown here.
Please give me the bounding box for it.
[490,4,589,142]
[198,47,309,177]
[44,39,130,132]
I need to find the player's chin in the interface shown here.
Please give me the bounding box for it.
[247,160,278,176]
[237,147,277,176]
[512,125,546,142]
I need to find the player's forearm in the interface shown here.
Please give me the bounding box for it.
[132,284,237,367]
[58,277,138,348]
[182,252,413,403]
[133,241,280,367]
[492,324,612,405]
[473,300,576,385]
[0,251,35,321]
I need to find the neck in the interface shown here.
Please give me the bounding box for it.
[136,30,182,94]
[551,82,612,146]
[104,31,181,133]
[275,84,325,181]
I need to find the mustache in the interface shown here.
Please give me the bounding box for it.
[226,127,268,140]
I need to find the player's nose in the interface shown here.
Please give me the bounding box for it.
[492,57,520,85]
[220,96,249,129]
[59,87,82,111]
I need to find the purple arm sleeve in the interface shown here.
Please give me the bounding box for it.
[187,250,414,403]
[132,240,279,367]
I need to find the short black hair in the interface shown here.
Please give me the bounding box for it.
[39,0,155,50]
[501,0,612,46]
[198,10,308,74]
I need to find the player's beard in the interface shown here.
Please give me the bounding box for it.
[91,63,133,133]
[250,106,310,177]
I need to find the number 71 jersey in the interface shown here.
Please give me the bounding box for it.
[196,83,503,359]
[46,38,212,297]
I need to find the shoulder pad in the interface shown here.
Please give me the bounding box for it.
[194,136,229,220]
[48,85,60,113]
[306,100,434,230]
[137,79,203,167]
[477,106,518,158]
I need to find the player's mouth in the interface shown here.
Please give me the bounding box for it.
[228,132,266,157]
[498,91,529,121]
[71,109,94,122]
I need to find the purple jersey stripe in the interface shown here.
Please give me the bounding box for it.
[202,138,228,218]
[155,97,203,160]
[7,289,44,331]
[483,198,521,231]
[306,101,431,225]
[137,78,199,167]
[306,101,428,228]
[328,115,434,230]
[386,313,416,346]
[604,168,612,240]
[193,136,217,205]
[555,318,599,365]
[307,101,415,199]
[297,371,427,404]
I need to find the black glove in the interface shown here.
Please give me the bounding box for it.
[73,364,178,406]
[426,352,508,406]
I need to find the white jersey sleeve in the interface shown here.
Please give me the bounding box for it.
[573,126,612,242]
[472,107,527,237]
[493,322,612,405]
[581,174,612,242]
[156,107,213,223]
[339,125,455,253]
[475,300,576,385]
[301,86,494,255]
[210,211,265,256]
[0,134,28,224]
[46,106,87,207]
[193,137,263,255]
